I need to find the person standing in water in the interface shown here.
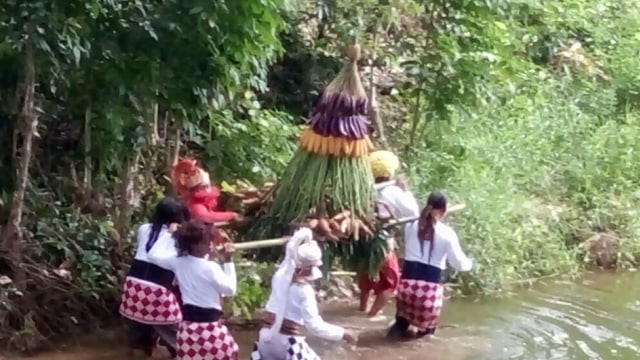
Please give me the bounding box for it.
[149,220,239,360]
[250,227,358,359]
[359,150,420,318]
[119,196,188,358]
[387,191,473,339]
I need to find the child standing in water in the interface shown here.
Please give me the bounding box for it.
[250,227,358,359]
[119,196,188,358]
[359,151,420,318]
[149,220,239,360]
[387,191,473,339]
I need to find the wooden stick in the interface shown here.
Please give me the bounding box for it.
[215,221,231,228]
[373,180,396,190]
[213,216,255,229]
[221,203,466,252]
[232,237,290,250]
[382,203,466,228]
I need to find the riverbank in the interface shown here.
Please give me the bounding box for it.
[401,77,640,295]
[7,271,639,360]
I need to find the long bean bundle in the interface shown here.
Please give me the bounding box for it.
[251,44,385,271]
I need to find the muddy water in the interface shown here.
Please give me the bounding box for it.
[10,271,640,360]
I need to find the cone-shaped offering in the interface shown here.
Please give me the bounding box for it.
[252,44,378,245]
[299,44,374,157]
[249,44,389,277]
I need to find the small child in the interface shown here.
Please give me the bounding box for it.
[149,220,239,360]
[358,237,401,318]
[358,150,420,319]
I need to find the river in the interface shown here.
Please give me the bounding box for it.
[8,271,640,360]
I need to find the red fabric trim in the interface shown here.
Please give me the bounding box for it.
[190,203,237,223]
[184,185,237,223]
[357,252,401,295]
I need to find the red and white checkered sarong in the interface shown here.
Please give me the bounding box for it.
[177,321,239,360]
[119,276,182,325]
[396,279,444,332]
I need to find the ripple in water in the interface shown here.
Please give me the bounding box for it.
[15,272,640,360]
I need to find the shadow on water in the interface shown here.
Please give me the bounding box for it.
[8,271,640,360]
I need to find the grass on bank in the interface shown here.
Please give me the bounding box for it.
[403,78,640,295]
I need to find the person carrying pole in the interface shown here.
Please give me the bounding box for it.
[386,191,473,339]
[358,150,420,318]
[119,196,188,358]
[250,227,358,359]
[170,158,243,228]
[149,219,240,360]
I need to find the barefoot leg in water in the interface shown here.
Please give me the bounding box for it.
[368,252,400,317]
[357,273,373,312]
[367,289,394,317]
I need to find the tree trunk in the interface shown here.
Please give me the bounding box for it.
[150,101,159,146]
[115,153,140,243]
[368,31,389,149]
[368,78,388,149]
[166,116,181,169]
[83,106,92,190]
[170,126,181,167]
[164,116,181,195]
[110,152,140,271]
[3,38,38,285]
[147,91,159,146]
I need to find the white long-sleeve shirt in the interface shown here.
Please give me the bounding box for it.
[264,274,344,341]
[133,224,177,266]
[375,185,420,219]
[404,221,473,272]
[148,248,236,310]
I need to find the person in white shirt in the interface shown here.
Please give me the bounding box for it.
[119,196,188,358]
[250,227,358,360]
[149,220,238,360]
[360,151,421,318]
[387,191,473,340]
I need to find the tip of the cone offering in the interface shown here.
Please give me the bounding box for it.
[347,44,361,62]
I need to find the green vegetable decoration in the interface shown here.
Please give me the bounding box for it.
[251,44,387,277]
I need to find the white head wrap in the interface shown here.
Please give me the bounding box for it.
[267,227,322,338]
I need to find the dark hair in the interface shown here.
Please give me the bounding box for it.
[417,191,448,260]
[146,197,190,252]
[173,220,212,256]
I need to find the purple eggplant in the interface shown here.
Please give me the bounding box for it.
[329,113,339,136]
[308,90,371,139]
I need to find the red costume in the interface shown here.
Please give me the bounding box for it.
[358,251,401,296]
[170,158,238,244]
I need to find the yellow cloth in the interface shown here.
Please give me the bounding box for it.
[369,150,400,178]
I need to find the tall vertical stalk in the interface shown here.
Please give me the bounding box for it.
[3,37,38,285]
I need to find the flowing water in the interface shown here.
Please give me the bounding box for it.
[8,271,640,360]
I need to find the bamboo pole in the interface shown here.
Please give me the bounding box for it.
[233,237,290,251]
[373,180,396,190]
[222,203,466,251]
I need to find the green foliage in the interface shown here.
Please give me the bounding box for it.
[405,80,640,294]
[29,210,120,298]
[226,262,275,319]
[0,0,296,347]
[201,106,298,183]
